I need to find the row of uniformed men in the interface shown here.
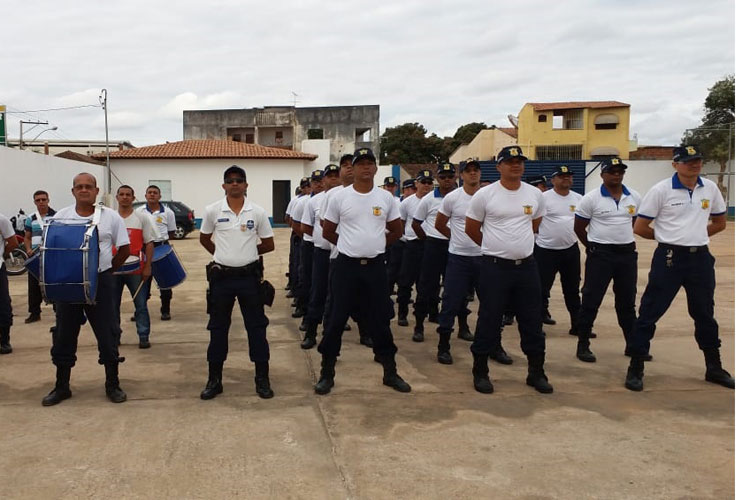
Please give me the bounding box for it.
[283,144,733,395]
[2,141,731,405]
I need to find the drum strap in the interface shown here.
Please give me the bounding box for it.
[84,203,103,241]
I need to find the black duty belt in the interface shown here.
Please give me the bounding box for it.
[207,261,261,280]
[426,236,449,244]
[588,242,636,253]
[153,241,169,247]
[483,255,534,266]
[657,243,708,253]
[339,254,384,265]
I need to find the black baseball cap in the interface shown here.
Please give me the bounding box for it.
[340,154,354,166]
[673,145,703,163]
[352,147,377,165]
[416,169,434,182]
[310,170,324,181]
[497,146,527,163]
[600,157,628,173]
[437,162,456,176]
[384,176,397,185]
[300,177,310,187]
[324,164,340,176]
[551,165,573,177]
[526,175,547,186]
[402,178,416,189]
[461,159,481,172]
[223,165,246,181]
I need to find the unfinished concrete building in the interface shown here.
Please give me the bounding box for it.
[183,105,380,162]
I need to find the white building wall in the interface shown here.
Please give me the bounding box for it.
[0,147,106,215]
[300,139,330,175]
[109,158,307,221]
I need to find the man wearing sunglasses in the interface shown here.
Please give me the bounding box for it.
[23,190,56,324]
[199,165,276,400]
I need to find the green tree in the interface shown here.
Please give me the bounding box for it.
[380,122,444,164]
[682,75,734,198]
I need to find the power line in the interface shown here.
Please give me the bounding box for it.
[6,104,100,113]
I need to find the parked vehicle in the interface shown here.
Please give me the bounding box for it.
[133,201,196,239]
[4,234,28,276]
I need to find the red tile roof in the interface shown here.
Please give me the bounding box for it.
[93,140,317,160]
[55,150,105,165]
[629,146,675,160]
[498,127,518,138]
[527,101,630,111]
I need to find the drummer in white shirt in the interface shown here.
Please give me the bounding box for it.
[42,172,131,406]
[138,185,177,320]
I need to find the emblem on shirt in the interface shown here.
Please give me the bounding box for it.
[523,205,532,215]
[372,206,383,216]
[247,219,255,229]
[569,205,576,212]
[627,205,636,215]
[701,199,710,210]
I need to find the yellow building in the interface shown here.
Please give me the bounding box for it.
[449,128,518,164]
[516,101,630,160]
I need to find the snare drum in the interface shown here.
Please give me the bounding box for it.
[151,244,187,289]
[40,221,99,304]
[113,255,141,275]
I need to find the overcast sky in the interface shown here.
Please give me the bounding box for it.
[1,0,735,148]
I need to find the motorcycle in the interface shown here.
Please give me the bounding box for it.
[4,234,29,276]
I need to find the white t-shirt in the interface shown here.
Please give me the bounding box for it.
[321,185,344,259]
[0,214,15,270]
[637,174,726,246]
[576,185,641,244]
[285,195,301,218]
[324,185,400,258]
[201,197,274,267]
[303,191,332,250]
[438,187,481,256]
[537,189,583,250]
[137,203,177,242]
[466,181,546,259]
[292,194,314,242]
[400,193,423,241]
[52,205,130,272]
[414,189,450,240]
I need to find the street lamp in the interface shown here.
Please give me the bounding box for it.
[29,126,58,143]
[19,120,50,150]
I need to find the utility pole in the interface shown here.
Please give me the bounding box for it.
[99,89,111,196]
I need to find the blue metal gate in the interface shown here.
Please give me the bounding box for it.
[476,160,586,195]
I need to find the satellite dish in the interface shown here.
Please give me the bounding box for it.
[507,114,519,128]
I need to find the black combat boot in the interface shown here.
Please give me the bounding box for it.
[254,361,274,399]
[703,348,734,389]
[397,303,409,327]
[381,356,411,392]
[489,339,513,365]
[104,363,127,403]
[457,315,474,341]
[42,366,72,406]
[291,305,305,318]
[0,326,12,354]
[412,316,425,342]
[314,356,336,395]
[160,299,171,321]
[576,337,596,363]
[200,361,224,400]
[625,356,644,391]
[300,323,318,350]
[526,353,554,394]
[472,353,493,393]
[437,331,452,365]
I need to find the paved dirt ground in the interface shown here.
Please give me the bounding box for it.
[0,222,734,499]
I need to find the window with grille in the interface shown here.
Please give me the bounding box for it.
[552,109,583,129]
[536,145,583,160]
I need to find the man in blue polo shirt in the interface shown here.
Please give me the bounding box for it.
[624,146,733,391]
[574,158,641,364]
